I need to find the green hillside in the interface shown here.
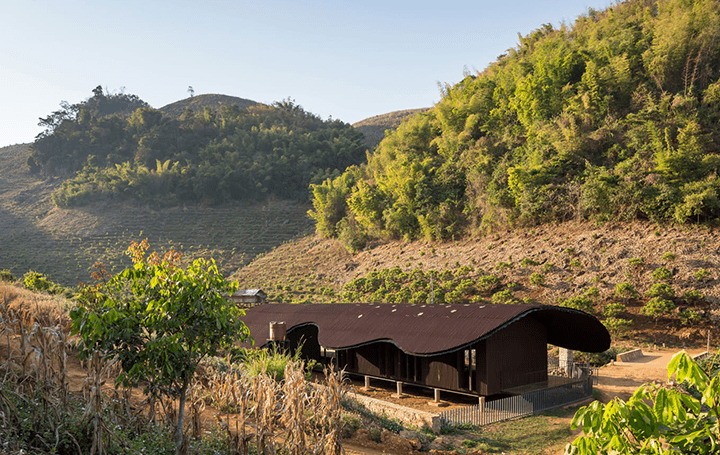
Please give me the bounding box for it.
[311,0,720,251]
[0,143,313,287]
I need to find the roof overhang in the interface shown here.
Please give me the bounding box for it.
[240,303,611,355]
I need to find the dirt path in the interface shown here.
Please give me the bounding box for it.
[594,347,707,402]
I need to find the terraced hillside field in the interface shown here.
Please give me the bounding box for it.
[0,144,313,286]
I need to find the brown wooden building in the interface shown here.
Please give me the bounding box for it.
[240,303,610,397]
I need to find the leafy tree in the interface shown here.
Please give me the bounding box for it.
[70,241,250,455]
[566,350,720,454]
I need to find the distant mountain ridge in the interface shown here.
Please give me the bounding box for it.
[160,95,429,150]
[159,94,261,118]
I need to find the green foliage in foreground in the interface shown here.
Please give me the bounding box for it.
[567,350,720,454]
[310,0,720,251]
[31,87,366,207]
[70,240,250,455]
[0,386,231,455]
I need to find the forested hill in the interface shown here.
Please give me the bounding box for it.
[28,88,367,207]
[310,0,720,251]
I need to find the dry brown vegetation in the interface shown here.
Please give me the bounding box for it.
[0,283,355,455]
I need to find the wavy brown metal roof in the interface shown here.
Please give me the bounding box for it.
[240,303,611,355]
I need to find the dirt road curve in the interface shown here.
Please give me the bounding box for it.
[594,347,708,402]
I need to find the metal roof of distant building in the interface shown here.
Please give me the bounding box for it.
[237,289,266,296]
[240,303,611,355]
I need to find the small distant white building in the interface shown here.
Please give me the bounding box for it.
[231,289,267,307]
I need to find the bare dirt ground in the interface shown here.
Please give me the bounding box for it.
[593,346,708,402]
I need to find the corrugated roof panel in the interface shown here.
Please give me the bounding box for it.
[240,303,610,354]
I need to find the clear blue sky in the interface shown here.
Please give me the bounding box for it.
[1,0,612,147]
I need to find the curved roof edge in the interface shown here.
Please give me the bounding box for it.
[241,303,611,356]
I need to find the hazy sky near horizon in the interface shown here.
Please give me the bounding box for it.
[1,0,612,147]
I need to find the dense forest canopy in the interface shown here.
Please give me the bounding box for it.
[29,86,367,207]
[309,0,720,251]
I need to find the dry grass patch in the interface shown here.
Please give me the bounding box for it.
[1,283,71,329]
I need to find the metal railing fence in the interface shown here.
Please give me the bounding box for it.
[439,376,592,428]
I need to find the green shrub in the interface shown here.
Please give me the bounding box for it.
[651,267,673,282]
[602,317,633,337]
[679,309,702,325]
[569,259,583,269]
[491,289,516,304]
[342,290,361,301]
[433,270,450,282]
[583,287,600,299]
[476,275,501,293]
[574,347,620,367]
[693,268,711,282]
[614,282,639,300]
[683,290,705,303]
[320,287,335,296]
[22,271,53,292]
[529,272,545,286]
[520,258,539,267]
[603,303,626,318]
[641,297,675,320]
[558,295,594,314]
[0,269,14,282]
[627,257,644,268]
[646,283,675,298]
[541,262,554,273]
[661,252,677,262]
[238,345,310,382]
[409,290,429,304]
[341,415,362,438]
[495,261,514,271]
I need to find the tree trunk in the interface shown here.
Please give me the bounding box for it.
[175,385,187,455]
